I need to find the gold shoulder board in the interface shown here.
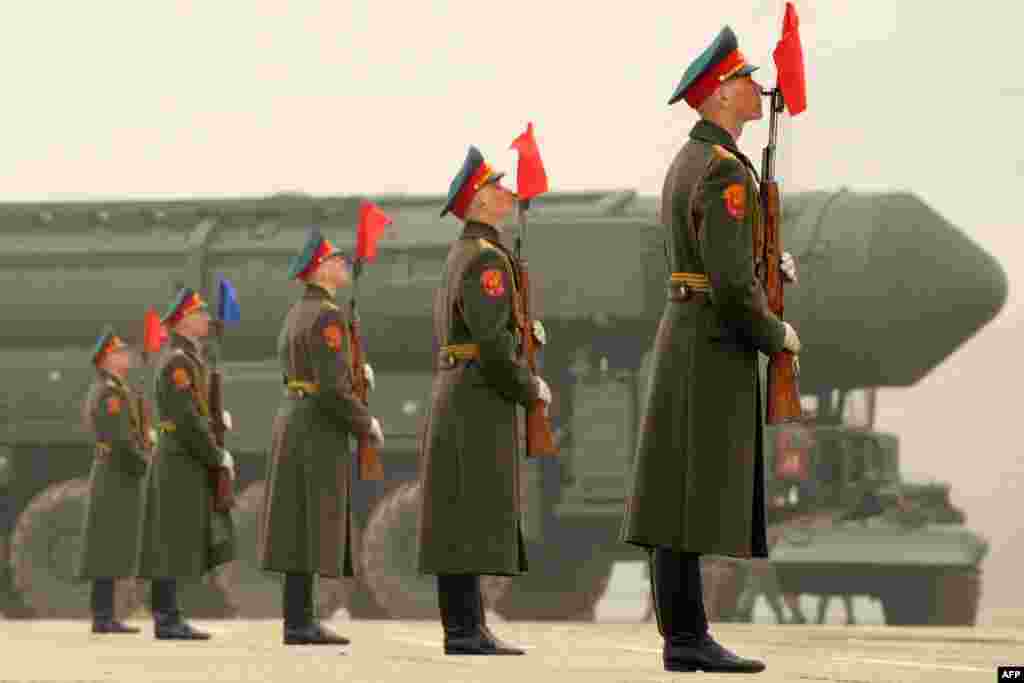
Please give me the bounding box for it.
[712,144,736,161]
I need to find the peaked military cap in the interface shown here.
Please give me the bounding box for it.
[92,325,127,365]
[287,227,346,280]
[440,145,506,219]
[668,25,759,108]
[162,287,208,325]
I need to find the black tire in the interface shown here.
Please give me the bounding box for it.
[218,480,350,619]
[493,549,613,621]
[880,568,981,626]
[359,481,510,618]
[700,556,745,622]
[9,479,141,618]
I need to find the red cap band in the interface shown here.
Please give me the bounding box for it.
[451,162,495,220]
[296,238,338,280]
[685,49,748,109]
[167,292,205,325]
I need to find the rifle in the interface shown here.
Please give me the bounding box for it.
[515,199,558,457]
[760,87,803,424]
[350,258,384,481]
[135,354,155,453]
[207,319,235,512]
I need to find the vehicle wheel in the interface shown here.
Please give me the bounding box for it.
[879,579,932,626]
[700,556,745,621]
[880,568,981,626]
[0,534,7,618]
[359,481,511,618]
[492,551,613,621]
[930,568,981,625]
[218,480,351,619]
[9,479,140,618]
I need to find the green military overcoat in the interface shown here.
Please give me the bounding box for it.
[418,220,540,576]
[621,120,787,559]
[138,333,236,578]
[259,284,374,578]
[76,370,149,580]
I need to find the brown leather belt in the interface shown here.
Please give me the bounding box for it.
[438,343,479,369]
[668,272,712,304]
[285,380,319,398]
[94,442,112,463]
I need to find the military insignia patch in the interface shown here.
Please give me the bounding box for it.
[106,396,121,415]
[323,324,343,351]
[723,183,746,219]
[481,268,505,297]
[171,367,192,390]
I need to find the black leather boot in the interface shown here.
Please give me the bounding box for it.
[473,576,524,655]
[91,578,139,634]
[152,579,210,640]
[438,574,493,655]
[652,549,765,674]
[282,573,349,645]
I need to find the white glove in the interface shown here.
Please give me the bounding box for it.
[219,449,236,478]
[222,410,233,431]
[781,251,798,284]
[783,322,802,354]
[369,417,384,446]
[363,363,375,392]
[534,376,552,405]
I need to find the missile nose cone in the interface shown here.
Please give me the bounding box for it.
[783,191,1008,390]
[868,193,1008,383]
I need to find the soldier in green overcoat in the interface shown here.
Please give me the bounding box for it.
[417,146,552,655]
[619,26,802,674]
[77,327,150,634]
[137,288,236,640]
[259,228,383,646]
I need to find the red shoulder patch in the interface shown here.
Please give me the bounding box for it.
[322,323,343,351]
[480,268,505,297]
[106,396,121,415]
[723,183,746,219]
[171,366,192,390]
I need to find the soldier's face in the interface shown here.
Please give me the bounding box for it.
[738,75,764,121]
[103,348,135,374]
[719,75,763,123]
[323,255,351,289]
[487,183,518,224]
[180,310,211,338]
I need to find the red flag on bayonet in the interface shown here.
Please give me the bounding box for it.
[509,122,549,200]
[143,306,163,353]
[773,2,807,116]
[357,200,392,262]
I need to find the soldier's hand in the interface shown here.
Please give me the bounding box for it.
[534,376,552,405]
[781,251,798,284]
[783,322,802,354]
[369,417,384,446]
[363,363,375,392]
[220,449,236,479]
[222,410,233,431]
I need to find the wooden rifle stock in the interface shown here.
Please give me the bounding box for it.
[760,179,802,424]
[516,256,557,457]
[207,363,236,512]
[350,314,383,481]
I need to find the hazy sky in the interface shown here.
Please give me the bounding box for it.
[2,1,1021,612]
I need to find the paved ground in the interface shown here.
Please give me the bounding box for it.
[3,618,1022,683]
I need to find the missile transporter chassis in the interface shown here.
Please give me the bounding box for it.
[0,189,1005,623]
[739,392,988,626]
